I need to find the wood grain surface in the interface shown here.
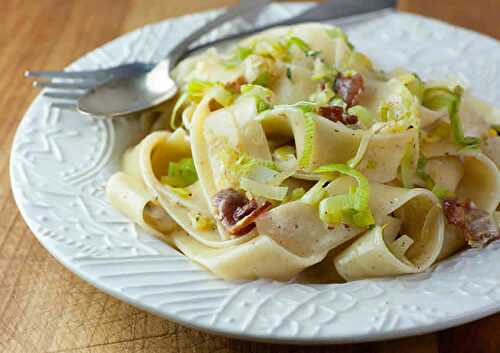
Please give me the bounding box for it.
[1,1,499,352]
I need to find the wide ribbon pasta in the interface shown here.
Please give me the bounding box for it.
[107,23,500,283]
[326,177,444,280]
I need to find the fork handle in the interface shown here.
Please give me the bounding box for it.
[184,0,396,57]
[167,0,271,66]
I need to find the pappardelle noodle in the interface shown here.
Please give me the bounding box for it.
[107,23,500,282]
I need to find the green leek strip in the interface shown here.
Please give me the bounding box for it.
[379,102,397,122]
[281,187,306,204]
[348,52,373,71]
[319,194,353,224]
[241,84,273,100]
[232,154,278,177]
[350,209,375,227]
[162,158,198,188]
[254,38,289,61]
[325,27,354,50]
[223,46,253,68]
[187,80,215,99]
[301,179,328,206]
[214,87,235,107]
[294,101,317,113]
[314,163,374,227]
[311,58,337,82]
[331,98,347,110]
[240,177,288,201]
[431,184,454,200]
[273,145,296,161]
[309,85,336,105]
[416,156,434,189]
[168,158,197,183]
[298,113,316,169]
[287,36,319,57]
[241,84,273,113]
[290,187,305,201]
[270,101,318,114]
[422,85,480,147]
[219,143,279,180]
[186,80,234,108]
[170,93,189,130]
[253,71,271,87]
[314,164,370,210]
[319,195,374,227]
[347,105,373,128]
[397,73,425,102]
[399,144,415,188]
[347,131,372,168]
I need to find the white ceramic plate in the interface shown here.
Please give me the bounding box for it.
[10,3,500,344]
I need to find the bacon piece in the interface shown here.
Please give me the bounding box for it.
[228,201,272,236]
[318,106,358,125]
[225,76,247,93]
[334,73,364,107]
[212,188,271,235]
[443,199,499,247]
[208,98,223,111]
[443,199,469,226]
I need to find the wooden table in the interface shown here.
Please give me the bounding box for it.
[1,1,499,352]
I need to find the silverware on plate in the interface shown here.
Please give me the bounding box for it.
[26,0,272,116]
[25,0,396,117]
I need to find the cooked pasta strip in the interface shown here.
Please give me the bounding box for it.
[259,107,362,172]
[170,230,324,281]
[482,136,500,168]
[256,201,364,257]
[106,172,177,238]
[357,130,415,183]
[335,205,443,280]
[326,176,444,280]
[455,152,500,213]
[437,224,467,260]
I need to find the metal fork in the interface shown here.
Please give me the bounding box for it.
[26,0,396,114]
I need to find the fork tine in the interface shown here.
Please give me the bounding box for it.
[33,81,95,90]
[25,70,103,80]
[51,102,78,111]
[43,91,83,100]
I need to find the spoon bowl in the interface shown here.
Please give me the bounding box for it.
[78,61,177,116]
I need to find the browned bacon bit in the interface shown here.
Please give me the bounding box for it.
[225,76,247,93]
[443,199,469,227]
[229,201,272,236]
[443,199,500,247]
[334,73,364,108]
[212,188,271,235]
[208,98,223,111]
[318,106,358,125]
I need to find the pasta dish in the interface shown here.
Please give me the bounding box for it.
[106,23,500,282]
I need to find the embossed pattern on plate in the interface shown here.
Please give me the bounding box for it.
[10,3,500,343]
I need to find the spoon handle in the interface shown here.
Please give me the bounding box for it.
[184,0,396,57]
[167,0,271,66]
